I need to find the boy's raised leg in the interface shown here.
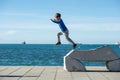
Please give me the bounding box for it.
[56,32,63,45]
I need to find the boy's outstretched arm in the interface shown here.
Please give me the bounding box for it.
[50,19,53,21]
[50,19,60,24]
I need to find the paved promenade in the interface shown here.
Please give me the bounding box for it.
[0,66,119,80]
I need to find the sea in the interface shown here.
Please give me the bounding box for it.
[0,44,120,66]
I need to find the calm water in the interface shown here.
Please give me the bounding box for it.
[0,44,120,66]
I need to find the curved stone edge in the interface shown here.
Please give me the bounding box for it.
[64,56,86,72]
[106,58,120,72]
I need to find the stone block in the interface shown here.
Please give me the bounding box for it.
[64,45,120,71]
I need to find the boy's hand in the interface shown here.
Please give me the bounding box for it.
[50,19,53,21]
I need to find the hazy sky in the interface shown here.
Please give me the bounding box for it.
[0,0,120,44]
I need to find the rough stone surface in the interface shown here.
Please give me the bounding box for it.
[67,46,119,61]
[106,59,120,71]
[64,45,120,71]
[64,56,86,71]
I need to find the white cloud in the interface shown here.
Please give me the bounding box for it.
[0,23,58,31]
[0,13,34,16]
[68,23,120,31]
[66,16,120,23]
[4,30,17,35]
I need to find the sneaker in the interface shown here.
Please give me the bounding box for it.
[73,44,77,49]
[56,42,61,45]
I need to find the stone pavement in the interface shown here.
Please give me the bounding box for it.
[0,66,119,80]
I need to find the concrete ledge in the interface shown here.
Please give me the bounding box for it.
[64,45,120,72]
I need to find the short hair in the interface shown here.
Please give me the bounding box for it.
[56,13,61,18]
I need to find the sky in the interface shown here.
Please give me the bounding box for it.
[0,0,120,44]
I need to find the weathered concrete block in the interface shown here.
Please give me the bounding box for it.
[67,46,119,61]
[64,56,86,71]
[64,45,120,72]
[106,59,120,71]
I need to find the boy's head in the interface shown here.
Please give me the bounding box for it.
[54,13,61,20]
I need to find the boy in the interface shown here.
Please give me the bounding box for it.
[50,13,77,49]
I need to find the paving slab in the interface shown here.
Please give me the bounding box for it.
[0,66,119,80]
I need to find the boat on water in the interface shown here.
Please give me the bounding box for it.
[22,41,26,44]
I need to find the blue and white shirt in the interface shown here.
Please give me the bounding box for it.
[51,19,68,32]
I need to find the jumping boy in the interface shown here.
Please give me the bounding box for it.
[50,13,77,49]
